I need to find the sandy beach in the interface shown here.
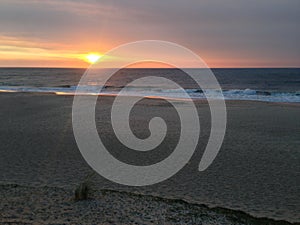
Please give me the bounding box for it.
[0,93,299,224]
[1,0,299,222]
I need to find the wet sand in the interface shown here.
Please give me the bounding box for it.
[0,93,299,224]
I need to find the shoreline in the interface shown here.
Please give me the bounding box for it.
[1,91,300,106]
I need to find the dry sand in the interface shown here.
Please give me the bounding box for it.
[0,93,299,224]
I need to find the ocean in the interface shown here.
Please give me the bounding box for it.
[0,68,300,102]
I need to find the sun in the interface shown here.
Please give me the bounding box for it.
[85,53,101,64]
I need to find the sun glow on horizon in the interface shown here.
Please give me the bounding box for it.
[85,53,102,64]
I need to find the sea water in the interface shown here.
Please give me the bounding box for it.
[0,68,299,103]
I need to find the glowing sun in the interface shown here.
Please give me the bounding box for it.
[85,53,101,64]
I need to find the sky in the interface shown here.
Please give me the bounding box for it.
[0,0,299,68]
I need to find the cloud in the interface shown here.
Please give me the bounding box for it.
[0,0,299,67]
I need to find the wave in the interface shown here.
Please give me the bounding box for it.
[0,85,300,103]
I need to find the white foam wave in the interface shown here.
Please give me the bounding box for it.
[0,86,299,103]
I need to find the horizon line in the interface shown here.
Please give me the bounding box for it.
[0,66,299,69]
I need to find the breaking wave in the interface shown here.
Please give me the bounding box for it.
[0,85,299,103]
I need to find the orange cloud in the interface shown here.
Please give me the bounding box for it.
[0,35,101,67]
